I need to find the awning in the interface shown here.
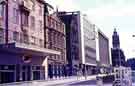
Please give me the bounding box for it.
[0,43,61,56]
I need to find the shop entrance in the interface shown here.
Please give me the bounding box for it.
[0,72,14,83]
[33,71,40,80]
[0,65,15,84]
[22,65,31,81]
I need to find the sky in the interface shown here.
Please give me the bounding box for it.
[46,0,135,60]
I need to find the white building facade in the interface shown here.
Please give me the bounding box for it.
[79,13,97,75]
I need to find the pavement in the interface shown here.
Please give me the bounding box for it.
[0,74,117,86]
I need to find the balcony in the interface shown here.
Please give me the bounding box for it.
[0,29,61,56]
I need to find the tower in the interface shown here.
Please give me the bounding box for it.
[112,28,120,48]
[111,28,126,67]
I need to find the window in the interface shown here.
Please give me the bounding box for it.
[21,11,29,26]
[39,5,42,15]
[39,39,43,47]
[13,31,19,41]
[31,36,36,45]
[0,29,4,43]
[39,20,42,32]
[0,5,4,17]
[23,34,29,44]
[0,29,3,35]
[48,16,51,26]
[12,0,18,3]
[13,8,19,24]
[13,0,17,2]
[30,16,35,29]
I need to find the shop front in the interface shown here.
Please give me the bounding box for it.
[0,43,60,83]
[48,60,67,79]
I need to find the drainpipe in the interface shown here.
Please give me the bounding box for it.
[43,3,46,48]
[5,0,8,45]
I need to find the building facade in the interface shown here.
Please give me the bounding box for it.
[0,0,61,83]
[80,14,97,75]
[44,12,66,78]
[58,11,82,76]
[127,58,135,70]
[58,11,97,76]
[111,29,126,67]
[98,29,111,73]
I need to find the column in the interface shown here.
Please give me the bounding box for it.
[19,65,22,81]
[14,65,16,82]
[58,65,61,78]
[31,66,33,80]
[42,56,48,79]
[54,64,57,79]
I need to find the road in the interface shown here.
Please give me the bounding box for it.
[0,79,112,86]
[52,79,112,86]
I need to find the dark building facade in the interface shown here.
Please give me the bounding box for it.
[58,12,81,76]
[111,29,126,67]
[127,58,135,70]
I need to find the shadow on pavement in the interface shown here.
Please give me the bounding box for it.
[68,80,96,86]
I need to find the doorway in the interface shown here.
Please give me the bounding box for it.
[22,65,31,81]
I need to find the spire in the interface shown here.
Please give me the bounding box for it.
[113,28,118,35]
[114,28,116,32]
[112,28,120,48]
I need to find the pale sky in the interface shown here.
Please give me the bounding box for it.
[46,0,135,60]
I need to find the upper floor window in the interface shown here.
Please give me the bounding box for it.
[39,39,43,47]
[0,29,4,43]
[13,8,19,24]
[23,34,29,44]
[21,11,29,26]
[0,6,2,17]
[31,36,36,45]
[39,5,42,15]
[13,0,17,2]
[13,31,19,41]
[0,5,4,17]
[30,16,35,29]
[39,20,42,32]
[48,16,51,26]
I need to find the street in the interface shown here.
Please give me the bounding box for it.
[53,80,112,86]
[53,80,98,86]
[2,80,112,86]
[1,76,112,86]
